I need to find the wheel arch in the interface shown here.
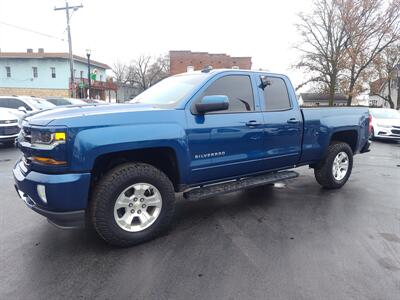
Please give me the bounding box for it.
[330,130,358,153]
[91,147,181,191]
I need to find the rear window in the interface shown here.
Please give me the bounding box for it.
[262,77,291,111]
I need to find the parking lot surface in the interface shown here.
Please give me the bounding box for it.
[0,141,399,300]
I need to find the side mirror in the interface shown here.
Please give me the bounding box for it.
[260,75,271,89]
[17,106,27,114]
[195,95,229,114]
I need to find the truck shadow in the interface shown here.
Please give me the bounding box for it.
[172,185,277,231]
[31,185,279,252]
[22,180,338,297]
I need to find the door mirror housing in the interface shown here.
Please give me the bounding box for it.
[260,75,271,89]
[195,95,229,114]
[17,106,27,114]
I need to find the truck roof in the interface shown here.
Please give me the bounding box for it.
[175,68,288,79]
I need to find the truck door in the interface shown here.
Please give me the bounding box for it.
[186,74,266,184]
[258,75,303,169]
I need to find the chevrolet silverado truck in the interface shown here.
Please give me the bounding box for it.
[13,69,371,246]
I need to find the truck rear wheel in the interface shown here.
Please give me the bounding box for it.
[314,142,353,189]
[90,163,175,247]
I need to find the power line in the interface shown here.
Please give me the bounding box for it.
[0,20,65,41]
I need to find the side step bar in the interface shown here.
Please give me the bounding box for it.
[183,170,299,201]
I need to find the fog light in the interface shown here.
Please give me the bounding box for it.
[37,184,47,203]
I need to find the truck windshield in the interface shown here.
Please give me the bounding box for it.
[130,74,208,107]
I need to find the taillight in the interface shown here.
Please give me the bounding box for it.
[368,114,372,134]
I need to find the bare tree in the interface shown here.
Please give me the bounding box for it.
[112,60,130,84]
[127,55,170,92]
[340,0,400,105]
[294,0,349,106]
[370,44,400,108]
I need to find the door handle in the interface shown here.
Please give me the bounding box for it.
[287,118,299,124]
[245,120,262,127]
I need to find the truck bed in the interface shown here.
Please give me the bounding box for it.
[300,107,370,164]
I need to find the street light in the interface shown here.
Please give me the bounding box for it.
[86,49,91,98]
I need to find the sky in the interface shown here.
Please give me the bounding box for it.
[0,0,314,89]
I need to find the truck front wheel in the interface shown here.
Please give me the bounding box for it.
[90,163,175,247]
[314,142,353,189]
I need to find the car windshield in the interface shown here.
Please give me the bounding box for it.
[371,109,400,119]
[28,98,56,110]
[130,74,208,107]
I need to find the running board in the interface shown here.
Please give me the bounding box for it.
[183,171,299,201]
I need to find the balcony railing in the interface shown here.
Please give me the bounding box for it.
[71,78,117,90]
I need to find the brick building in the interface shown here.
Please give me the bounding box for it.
[169,50,252,75]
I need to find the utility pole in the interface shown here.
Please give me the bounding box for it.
[54,1,83,98]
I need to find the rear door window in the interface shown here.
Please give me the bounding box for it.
[261,77,291,111]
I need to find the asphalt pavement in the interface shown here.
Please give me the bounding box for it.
[0,141,399,300]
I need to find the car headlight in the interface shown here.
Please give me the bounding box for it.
[377,124,391,128]
[31,131,66,145]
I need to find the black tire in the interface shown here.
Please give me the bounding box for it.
[314,141,353,189]
[90,163,175,247]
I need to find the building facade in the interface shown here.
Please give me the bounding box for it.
[369,65,400,108]
[169,50,252,75]
[0,49,116,100]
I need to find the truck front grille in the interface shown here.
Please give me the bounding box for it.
[0,125,20,136]
[0,119,18,124]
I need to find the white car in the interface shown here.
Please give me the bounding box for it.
[369,108,400,140]
[0,108,20,145]
[0,96,55,116]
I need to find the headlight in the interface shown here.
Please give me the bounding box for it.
[377,124,391,128]
[31,131,66,145]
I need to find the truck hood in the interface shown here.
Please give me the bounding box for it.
[25,103,168,126]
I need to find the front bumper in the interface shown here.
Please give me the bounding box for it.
[13,158,91,228]
[15,187,85,228]
[374,126,400,140]
[0,133,18,142]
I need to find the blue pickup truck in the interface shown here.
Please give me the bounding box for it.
[13,69,371,246]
